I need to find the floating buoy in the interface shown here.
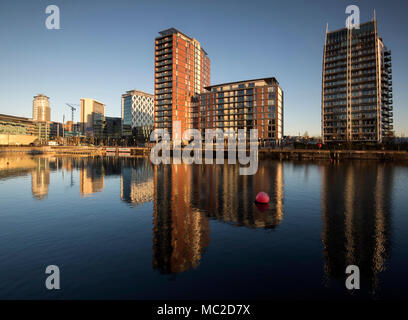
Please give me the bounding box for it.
[255,192,270,204]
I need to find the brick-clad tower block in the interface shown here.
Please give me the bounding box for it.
[154,28,210,140]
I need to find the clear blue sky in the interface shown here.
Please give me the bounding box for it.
[0,0,407,136]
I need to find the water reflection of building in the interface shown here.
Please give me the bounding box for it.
[152,162,284,274]
[31,158,51,200]
[321,163,393,294]
[79,158,104,196]
[0,156,36,180]
[153,164,210,274]
[193,162,284,229]
[121,158,154,206]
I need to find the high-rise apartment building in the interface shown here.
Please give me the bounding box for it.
[154,28,210,140]
[32,94,51,122]
[80,98,105,136]
[121,90,154,140]
[193,78,284,145]
[322,18,393,143]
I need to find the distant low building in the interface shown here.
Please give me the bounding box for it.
[0,113,37,145]
[94,116,122,139]
[64,121,73,132]
[80,98,105,137]
[34,121,63,142]
[64,121,81,136]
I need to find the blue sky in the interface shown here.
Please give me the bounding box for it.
[0,0,407,136]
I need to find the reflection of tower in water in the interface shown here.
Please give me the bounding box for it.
[321,163,393,294]
[31,158,50,200]
[153,164,210,274]
[197,162,284,228]
[152,162,285,274]
[121,158,154,206]
[79,158,104,196]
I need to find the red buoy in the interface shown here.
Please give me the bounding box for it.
[255,192,270,204]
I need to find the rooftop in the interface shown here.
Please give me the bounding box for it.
[0,113,32,122]
[326,20,375,35]
[204,77,279,91]
[157,28,208,56]
[122,89,154,98]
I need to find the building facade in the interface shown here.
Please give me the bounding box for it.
[193,78,284,145]
[32,94,51,122]
[0,114,37,145]
[34,121,63,142]
[154,28,210,140]
[322,19,393,143]
[121,90,154,141]
[80,98,105,136]
[0,113,63,144]
[94,116,122,139]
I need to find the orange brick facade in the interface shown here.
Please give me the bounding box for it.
[155,28,210,140]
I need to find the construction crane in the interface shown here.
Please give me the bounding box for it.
[66,103,80,134]
[66,103,78,123]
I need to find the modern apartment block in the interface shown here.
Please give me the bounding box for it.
[154,28,210,140]
[322,18,393,143]
[121,90,154,141]
[32,94,51,122]
[80,98,105,136]
[193,78,284,145]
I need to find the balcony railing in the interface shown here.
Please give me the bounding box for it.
[156,65,172,72]
[156,54,172,62]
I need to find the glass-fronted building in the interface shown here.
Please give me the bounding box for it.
[80,98,105,137]
[322,19,393,143]
[121,90,154,142]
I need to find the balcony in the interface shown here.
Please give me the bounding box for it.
[156,60,172,67]
[156,71,172,78]
[156,83,172,89]
[156,37,172,45]
[156,106,172,112]
[156,49,172,56]
[156,65,172,73]
[156,88,172,95]
[156,54,172,62]
[156,94,172,100]
[156,76,172,83]
[156,100,172,106]
[156,42,173,50]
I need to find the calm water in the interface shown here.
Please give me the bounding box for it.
[0,155,408,300]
